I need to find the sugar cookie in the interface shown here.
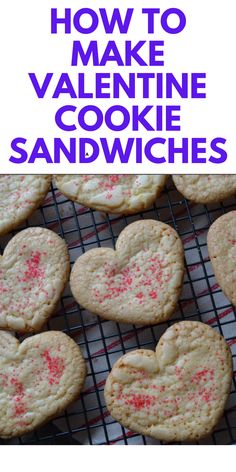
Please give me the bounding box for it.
[0,175,51,235]
[0,330,86,438]
[0,227,70,332]
[208,211,236,306]
[173,175,236,204]
[54,175,168,214]
[70,220,184,325]
[104,321,232,442]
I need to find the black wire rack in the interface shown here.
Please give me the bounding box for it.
[0,175,236,445]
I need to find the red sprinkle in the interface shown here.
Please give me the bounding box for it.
[175,366,183,380]
[21,251,45,283]
[109,176,121,184]
[10,378,24,395]
[14,403,26,416]
[93,255,169,305]
[122,393,155,410]
[10,378,26,417]
[191,368,214,384]
[201,389,212,403]
[41,349,65,385]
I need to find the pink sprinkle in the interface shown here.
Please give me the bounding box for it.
[121,393,155,410]
[175,366,184,380]
[41,349,65,385]
[10,378,26,417]
[191,368,214,384]
[93,254,170,305]
[14,403,26,416]
[202,391,211,403]
[109,176,120,183]
[10,378,24,395]
[126,277,132,285]
[0,286,9,293]
[21,251,45,283]
[149,291,157,299]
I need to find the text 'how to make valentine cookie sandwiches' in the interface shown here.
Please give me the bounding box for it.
[1,1,235,173]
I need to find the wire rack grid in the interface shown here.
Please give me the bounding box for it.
[0,176,236,445]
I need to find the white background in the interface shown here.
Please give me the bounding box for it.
[1,0,236,174]
[0,445,234,470]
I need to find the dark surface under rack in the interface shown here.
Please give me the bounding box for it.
[0,176,236,445]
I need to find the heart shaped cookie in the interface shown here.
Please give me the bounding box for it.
[0,175,51,235]
[173,175,236,204]
[0,227,70,332]
[54,175,168,214]
[208,211,236,306]
[104,321,232,442]
[0,330,86,438]
[70,220,184,325]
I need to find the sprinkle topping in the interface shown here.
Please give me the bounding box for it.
[20,251,45,283]
[41,349,65,385]
[93,253,170,305]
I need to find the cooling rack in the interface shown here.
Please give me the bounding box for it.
[0,176,236,445]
